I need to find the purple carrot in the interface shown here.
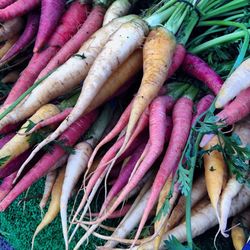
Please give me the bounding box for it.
[3,1,88,106]
[39,4,105,77]
[0,150,30,178]
[0,0,16,9]
[34,0,65,52]
[182,53,223,95]
[0,110,97,210]
[0,133,14,149]
[0,0,40,21]
[0,11,40,64]
[192,94,214,124]
[0,171,16,201]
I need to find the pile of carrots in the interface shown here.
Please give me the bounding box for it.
[0,0,249,249]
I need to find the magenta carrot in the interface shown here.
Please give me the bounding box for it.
[0,171,16,201]
[0,133,14,149]
[0,0,40,21]
[3,1,89,106]
[0,110,97,211]
[200,87,250,147]
[100,141,147,214]
[0,150,30,178]
[0,11,40,64]
[34,0,65,52]
[191,94,214,124]
[39,5,104,77]
[0,0,16,9]
[131,88,197,243]
[26,108,72,135]
[182,53,223,95]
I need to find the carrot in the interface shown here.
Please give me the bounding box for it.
[3,1,89,106]
[203,135,228,223]
[39,170,57,210]
[103,0,132,25]
[0,171,16,201]
[0,150,30,178]
[0,15,136,127]
[0,104,60,169]
[38,4,104,77]
[200,87,250,147]
[0,11,39,64]
[0,17,23,42]
[34,0,65,52]
[165,176,207,232]
[0,0,16,9]
[0,0,40,21]
[119,27,176,161]
[182,53,223,95]
[0,133,14,148]
[191,94,214,124]
[219,118,250,237]
[0,36,18,58]
[216,58,250,108]
[0,110,97,210]
[29,16,149,163]
[32,167,65,249]
[231,209,250,250]
[163,187,250,244]
[1,70,20,83]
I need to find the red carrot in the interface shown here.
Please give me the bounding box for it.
[0,0,16,9]
[0,110,97,210]
[100,141,147,214]
[132,88,197,243]
[39,4,104,77]
[34,0,65,52]
[182,53,223,95]
[0,150,30,178]
[200,87,250,147]
[3,1,89,106]
[0,11,40,64]
[191,94,214,124]
[0,171,16,201]
[0,0,40,21]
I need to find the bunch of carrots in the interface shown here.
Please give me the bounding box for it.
[0,0,249,249]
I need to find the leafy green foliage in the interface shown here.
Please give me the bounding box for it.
[0,155,11,167]
[165,236,193,250]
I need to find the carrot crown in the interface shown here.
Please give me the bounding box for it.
[183,85,199,100]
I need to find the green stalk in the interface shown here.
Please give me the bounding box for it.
[168,83,191,100]
[189,29,248,54]
[58,92,80,111]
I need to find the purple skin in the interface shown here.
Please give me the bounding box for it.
[0,133,15,149]
[0,0,16,9]
[34,0,65,52]
[0,11,40,63]
[0,150,30,178]
[182,53,223,95]
[0,171,16,201]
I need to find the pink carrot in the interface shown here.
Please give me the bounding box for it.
[0,150,30,178]
[182,53,223,95]
[192,94,214,125]
[88,204,132,219]
[0,11,40,63]
[100,141,147,214]
[0,110,97,210]
[26,108,72,134]
[200,87,250,147]
[0,0,16,9]
[0,0,40,21]
[168,44,186,78]
[88,96,176,225]
[0,171,16,201]
[39,5,104,77]
[34,0,65,52]
[132,94,195,243]
[0,123,20,134]
[3,2,89,106]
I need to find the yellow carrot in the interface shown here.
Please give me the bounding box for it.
[0,104,60,169]
[203,135,228,220]
[32,167,65,249]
